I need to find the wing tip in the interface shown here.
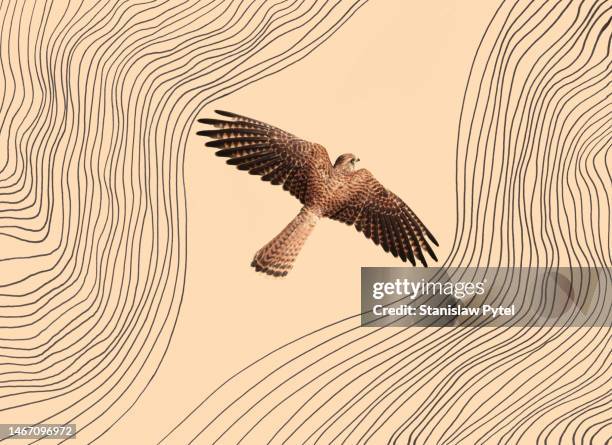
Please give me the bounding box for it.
[422,242,438,262]
[215,109,238,118]
[196,112,240,126]
[428,232,439,247]
[406,254,416,266]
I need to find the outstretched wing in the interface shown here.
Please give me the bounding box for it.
[330,169,438,266]
[197,110,332,205]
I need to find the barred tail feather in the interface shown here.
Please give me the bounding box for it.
[251,208,319,277]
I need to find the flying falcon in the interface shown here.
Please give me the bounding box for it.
[197,110,438,277]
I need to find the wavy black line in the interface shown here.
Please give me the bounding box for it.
[160,1,611,444]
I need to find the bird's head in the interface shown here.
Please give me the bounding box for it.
[334,153,360,171]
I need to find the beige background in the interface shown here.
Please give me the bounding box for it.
[2,0,609,443]
[120,1,500,443]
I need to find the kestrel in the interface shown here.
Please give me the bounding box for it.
[197,110,438,277]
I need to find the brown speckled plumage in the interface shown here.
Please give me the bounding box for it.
[197,110,438,277]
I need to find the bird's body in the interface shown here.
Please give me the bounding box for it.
[198,110,438,277]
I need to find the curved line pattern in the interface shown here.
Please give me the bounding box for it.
[160,0,611,444]
[1,0,610,443]
[0,0,370,443]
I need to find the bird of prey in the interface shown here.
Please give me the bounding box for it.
[197,110,438,277]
